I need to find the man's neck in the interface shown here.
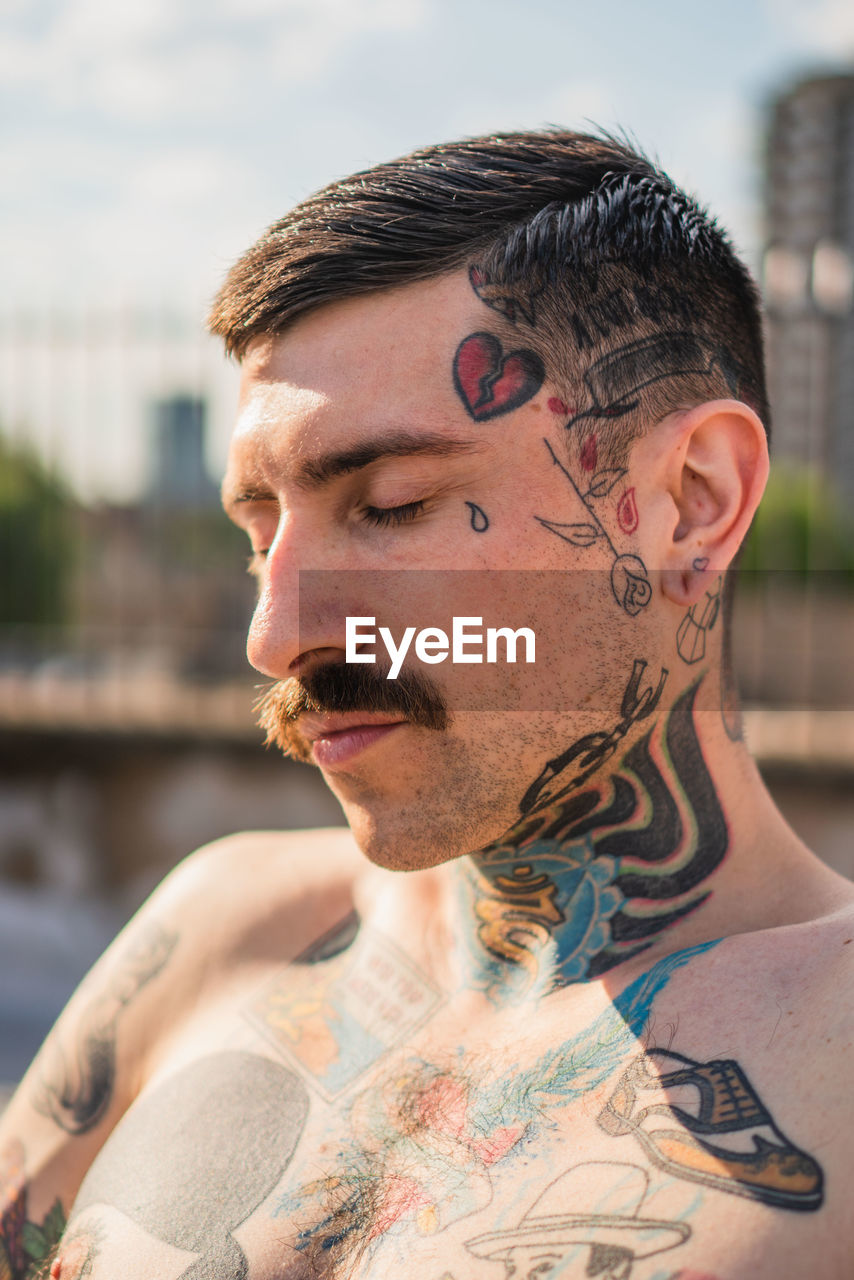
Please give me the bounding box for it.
[449,676,736,1002]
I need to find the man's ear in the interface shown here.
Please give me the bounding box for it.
[641,399,769,607]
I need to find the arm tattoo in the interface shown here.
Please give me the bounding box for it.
[41,1222,102,1280]
[32,922,178,1135]
[0,1138,67,1279]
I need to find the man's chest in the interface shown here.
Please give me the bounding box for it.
[56,1037,834,1280]
[54,934,841,1280]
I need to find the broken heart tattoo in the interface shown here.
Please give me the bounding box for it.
[453,332,545,422]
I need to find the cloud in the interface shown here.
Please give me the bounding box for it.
[442,77,621,149]
[124,147,241,208]
[533,81,622,131]
[0,0,431,122]
[265,0,428,85]
[0,126,268,313]
[763,0,854,54]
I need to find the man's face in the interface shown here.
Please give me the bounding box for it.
[501,1244,569,1277]
[223,270,650,868]
[495,1241,634,1278]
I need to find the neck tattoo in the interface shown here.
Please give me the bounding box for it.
[456,677,729,999]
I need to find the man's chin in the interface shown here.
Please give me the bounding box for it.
[300,716,529,869]
[348,824,467,873]
[334,793,506,874]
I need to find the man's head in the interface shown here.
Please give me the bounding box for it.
[211,129,769,464]
[214,129,769,868]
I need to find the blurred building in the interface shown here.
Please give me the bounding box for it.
[763,72,854,497]
[148,394,221,509]
[68,392,255,679]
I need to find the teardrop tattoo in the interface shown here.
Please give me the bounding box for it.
[466,501,490,533]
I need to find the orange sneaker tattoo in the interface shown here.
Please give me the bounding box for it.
[597,1049,823,1211]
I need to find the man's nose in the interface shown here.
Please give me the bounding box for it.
[245,515,348,680]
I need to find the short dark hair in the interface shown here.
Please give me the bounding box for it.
[209,128,769,468]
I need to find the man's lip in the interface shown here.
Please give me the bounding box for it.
[305,719,407,768]
[299,712,409,743]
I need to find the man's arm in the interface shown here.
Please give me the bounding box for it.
[0,826,362,1276]
[0,886,185,1277]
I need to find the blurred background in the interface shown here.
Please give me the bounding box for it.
[1,0,854,1086]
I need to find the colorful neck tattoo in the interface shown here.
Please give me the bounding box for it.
[455,678,729,1000]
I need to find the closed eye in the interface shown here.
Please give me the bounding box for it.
[360,500,425,528]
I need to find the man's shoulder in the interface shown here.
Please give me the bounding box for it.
[654,900,854,1112]
[151,824,368,964]
[690,896,854,1015]
[165,824,365,897]
[775,898,854,1038]
[748,895,854,994]
[73,826,369,1094]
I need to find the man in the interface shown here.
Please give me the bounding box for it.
[1,129,852,1280]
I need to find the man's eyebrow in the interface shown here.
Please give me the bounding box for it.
[222,430,485,514]
[294,430,482,489]
[222,481,277,514]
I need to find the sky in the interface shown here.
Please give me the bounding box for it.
[1,0,853,499]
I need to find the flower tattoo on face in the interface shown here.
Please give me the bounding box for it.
[611,555,652,617]
[536,440,652,619]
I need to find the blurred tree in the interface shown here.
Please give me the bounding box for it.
[0,434,77,627]
[740,465,854,586]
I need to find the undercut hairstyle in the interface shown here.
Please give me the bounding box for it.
[209,128,769,470]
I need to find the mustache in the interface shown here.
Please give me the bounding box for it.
[256,662,449,761]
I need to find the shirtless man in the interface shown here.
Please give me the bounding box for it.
[2,129,853,1280]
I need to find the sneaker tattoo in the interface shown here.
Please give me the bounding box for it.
[597,1050,824,1211]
